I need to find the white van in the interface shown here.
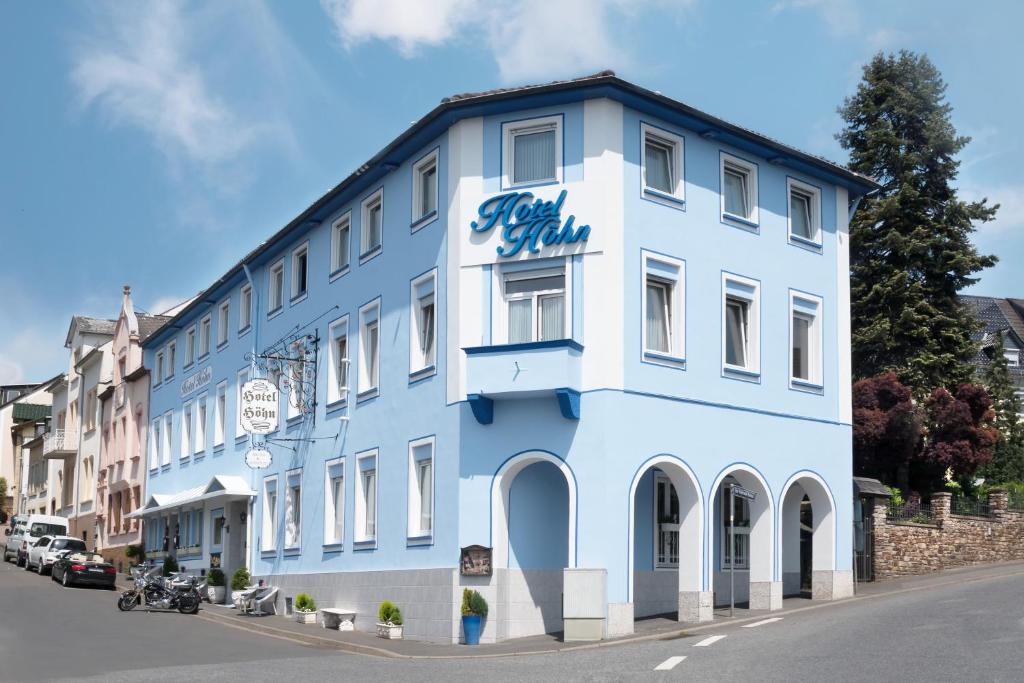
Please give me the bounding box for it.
[4,515,70,567]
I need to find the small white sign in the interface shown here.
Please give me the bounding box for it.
[180,366,213,398]
[240,379,279,434]
[244,447,273,469]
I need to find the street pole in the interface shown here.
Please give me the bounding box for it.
[729,484,735,618]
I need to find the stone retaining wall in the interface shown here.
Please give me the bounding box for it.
[873,489,1024,579]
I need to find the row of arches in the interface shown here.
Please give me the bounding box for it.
[488,451,837,632]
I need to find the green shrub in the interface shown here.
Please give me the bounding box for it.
[885,486,904,507]
[207,568,225,587]
[294,592,316,613]
[378,600,403,625]
[162,555,179,577]
[230,567,251,591]
[461,588,488,618]
[124,544,143,561]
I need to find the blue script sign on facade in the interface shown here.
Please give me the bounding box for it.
[470,189,591,257]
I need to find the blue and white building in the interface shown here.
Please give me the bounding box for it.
[136,72,878,643]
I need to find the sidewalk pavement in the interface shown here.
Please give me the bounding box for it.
[193,560,1024,659]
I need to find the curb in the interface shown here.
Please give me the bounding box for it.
[193,564,1024,660]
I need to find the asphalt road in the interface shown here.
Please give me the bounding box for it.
[1,558,1022,682]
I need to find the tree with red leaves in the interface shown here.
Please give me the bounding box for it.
[922,384,999,490]
[852,372,923,492]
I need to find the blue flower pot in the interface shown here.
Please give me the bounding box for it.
[462,614,482,645]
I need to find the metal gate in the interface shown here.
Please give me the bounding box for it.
[853,515,874,583]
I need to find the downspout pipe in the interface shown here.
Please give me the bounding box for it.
[848,188,880,223]
[241,263,259,576]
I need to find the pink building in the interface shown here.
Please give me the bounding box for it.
[96,286,169,569]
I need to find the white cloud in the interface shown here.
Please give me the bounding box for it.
[962,184,1024,233]
[147,295,191,317]
[71,1,260,166]
[321,0,694,83]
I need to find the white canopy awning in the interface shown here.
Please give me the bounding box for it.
[127,475,255,518]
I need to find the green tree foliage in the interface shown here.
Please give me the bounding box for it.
[979,332,1024,482]
[838,51,998,392]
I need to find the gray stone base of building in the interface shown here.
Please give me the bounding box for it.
[812,570,854,600]
[606,602,634,638]
[749,580,783,610]
[678,590,713,622]
[257,568,457,643]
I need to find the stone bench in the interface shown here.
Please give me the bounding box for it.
[319,607,357,631]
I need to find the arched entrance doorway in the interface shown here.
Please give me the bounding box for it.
[628,456,707,624]
[779,472,836,600]
[709,466,776,610]
[490,451,577,639]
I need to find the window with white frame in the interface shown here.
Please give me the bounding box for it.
[641,123,684,201]
[720,482,750,570]
[149,419,160,470]
[236,368,249,438]
[407,437,434,538]
[327,316,349,405]
[503,266,566,344]
[788,178,822,244]
[720,153,759,224]
[642,252,685,362]
[722,274,760,375]
[162,412,172,466]
[331,213,351,275]
[791,293,823,386]
[324,458,344,546]
[166,342,176,378]
[503,115,561,187]
[291,242,309,300]
[154,351,164,384]
[181,401,192,459]
[358,300,381,396]
[268,260,284,313]
[185,326,196,366]
[361,190,383,258]
[355,450,377,543]
[410,271,436,373]
[261,476,278,552]
[211,509,225,548]
[655,473,679,569]
[284,470,301,549]
[1003,348,1020,368]
[217,301,229,347]
[214,381,227,447]
[199,315,212,357]
[195,395,207,453]
[412,151,438,223]
[239,284,252,332]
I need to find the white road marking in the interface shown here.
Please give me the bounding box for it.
[693,634,727,647]
[654,656,686,671]
[742,617,784,628]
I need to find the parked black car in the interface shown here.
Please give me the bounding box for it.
[50,551,117,589]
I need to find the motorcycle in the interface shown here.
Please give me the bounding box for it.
[118,564,201,614]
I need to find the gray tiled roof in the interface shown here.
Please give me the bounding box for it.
[961,295,1024,386]
[138,315,172,341]
[73,316,117,336]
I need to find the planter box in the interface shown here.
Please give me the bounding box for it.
[376,623,403,639]
[295,610,317,625]
[207,585,226,604]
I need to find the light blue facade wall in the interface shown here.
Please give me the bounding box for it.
[144,133,467,577]
[141,86,858,627]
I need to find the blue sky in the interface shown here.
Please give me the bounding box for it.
[1,0,1021,384]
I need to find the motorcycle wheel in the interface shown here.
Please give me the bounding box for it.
[117,592,139,611]
[177,592,200,615]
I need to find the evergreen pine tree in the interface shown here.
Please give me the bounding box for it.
[837,51,998,393]
[979,332,1024,483]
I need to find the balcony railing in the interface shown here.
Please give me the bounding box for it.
[42,428,78,458]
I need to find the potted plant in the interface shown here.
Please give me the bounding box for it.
[376,600,404,639]
[162,555,179,577]
[207,568,226,604]
[293,593,317,624]
[461,589,488,645]
[230,567,252,592]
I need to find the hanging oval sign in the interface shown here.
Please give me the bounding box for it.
[240,379,279,434]
[245,447,273,470]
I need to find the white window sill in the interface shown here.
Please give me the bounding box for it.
[356,387,379,403]
[329,266,350,283]
[789,233,823,251]
[406,534,432,547]
[722,212,759,230]
[359,246,382,265]
[353,538,376,550]
[410,211,438,232]
[322,542,344,551]
[409,365,436,383]
[790,378,824,394]
[643,350,686,370]
[643,187,686,209]
[723,364,760,382]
